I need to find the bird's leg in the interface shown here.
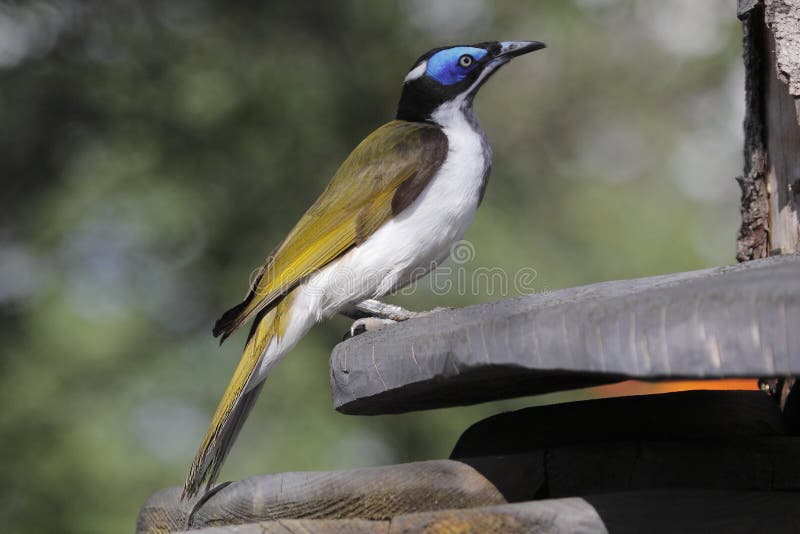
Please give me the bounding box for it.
[351,299,423,321]
[341,299,450,339]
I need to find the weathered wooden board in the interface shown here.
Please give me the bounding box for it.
[763,2,800,255]
[451,390,785,457]
[737,0,773,260]
[178,518,388,533]
[141,395,800,532]
[585,491,800,534]
[156,491,800,534]
[737,0,800,259]
[136,460,505,534]
[463,439,800,502]
[390,498,606,534]
[137,486,194,534]
[178,491,800,533]
[544,438,800,497]
[176,499,605,534]
[452,392,800,499]
[331,255,800,414]
[144,441,800,533]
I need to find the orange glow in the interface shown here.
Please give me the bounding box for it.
[586,378,759,399]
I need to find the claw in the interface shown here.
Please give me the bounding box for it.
[343,317,397,340]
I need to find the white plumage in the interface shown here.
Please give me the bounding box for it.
[247,93,491,388]
[184,40,546,499]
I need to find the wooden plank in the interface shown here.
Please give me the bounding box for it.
[137,486,193,534]
[178,492,800,534]
[390,498,606,534]
[585,491,800,534]
[461,438,800,499]
[136,460,506,534]
[391,492,800,533]
[763,4,800,255]
[141,438,800,531]
[179,518,388,533]
[737,0,800,259]
[737,0,770,261]
[141,442,800,532]
[451,391,785,457]
[451,392,799,498]
[331,255,800,415]
[457,453,545,504]
[544,439,792,497]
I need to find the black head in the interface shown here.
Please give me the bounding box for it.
[396,40,546,124]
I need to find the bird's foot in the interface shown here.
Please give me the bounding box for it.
[341,302,452,340]
[343,317,397,340]
[347,299,451,322]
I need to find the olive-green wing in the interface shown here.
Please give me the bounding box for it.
[213,120,448,341]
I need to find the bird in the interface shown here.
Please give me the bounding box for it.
[182,40,546,499]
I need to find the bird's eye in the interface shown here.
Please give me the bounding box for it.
[458,54,474,68]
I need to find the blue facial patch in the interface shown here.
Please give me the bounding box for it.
[426,46,488,86]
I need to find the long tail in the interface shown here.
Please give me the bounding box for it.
[182,292,296,500]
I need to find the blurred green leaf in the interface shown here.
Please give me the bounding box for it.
[0,1,743,532]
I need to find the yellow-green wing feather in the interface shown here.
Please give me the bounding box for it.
[184,120,447,498]
[213,120,447,340]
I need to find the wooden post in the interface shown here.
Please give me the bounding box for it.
[738,0,800,260]
[738,0,800,409]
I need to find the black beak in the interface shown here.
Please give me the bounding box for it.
[496,40,547,59]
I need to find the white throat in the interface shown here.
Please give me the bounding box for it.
[430,96,477,131]
[429,59,502,131]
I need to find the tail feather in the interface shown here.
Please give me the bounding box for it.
[183,306,279,500]
[212,298,252,343]
[213,267,268,343]
[204,380,265,493]
[204,307,270,489]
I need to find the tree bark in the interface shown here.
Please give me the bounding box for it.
[738,0,800,260]
[738,0,800,409]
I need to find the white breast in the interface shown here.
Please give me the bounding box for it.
[305,105,491,318]
[250,107,491,382]
[248,95,495,385]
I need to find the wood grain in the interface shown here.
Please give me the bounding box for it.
[737,0,800,258]
[173,492,800,534]
[331,255,800,415]
[179,518,388,533]
[737,0,771,261]
[137,460,505,533]
[390,498,606,534]
[764,19,800,254]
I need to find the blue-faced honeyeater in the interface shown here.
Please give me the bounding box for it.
[183,40,546,499]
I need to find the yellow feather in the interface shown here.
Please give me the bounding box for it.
[191,120,447,497]
[183,291,296,499]
[218,120,445,337]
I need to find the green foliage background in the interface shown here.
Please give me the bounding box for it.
[1,1,742,531]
